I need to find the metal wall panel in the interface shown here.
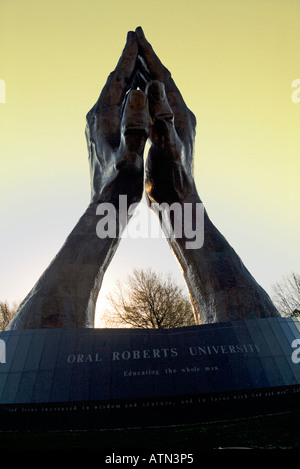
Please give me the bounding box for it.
[0,318,299,407]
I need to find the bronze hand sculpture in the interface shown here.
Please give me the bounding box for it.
[135,27,279,323]
[7,32,149,329]
[6,28,279,330]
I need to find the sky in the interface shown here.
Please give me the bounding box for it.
[0,0,299,327]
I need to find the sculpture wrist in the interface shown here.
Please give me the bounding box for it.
[159,209,280,324]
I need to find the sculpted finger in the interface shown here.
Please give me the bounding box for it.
[135,26,169,81]
[146,80,178,150]
[108,30,139,106]
[145,81,195,204]
[121,89,149,134]
[117,89,149,171]
[114,31,138,83]
[135,27,192,120]
[147,80,173,121]
[93,31,139,111]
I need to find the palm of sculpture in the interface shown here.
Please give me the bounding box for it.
[6,27,279,330]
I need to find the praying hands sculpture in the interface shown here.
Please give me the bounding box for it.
[6,27,280,330]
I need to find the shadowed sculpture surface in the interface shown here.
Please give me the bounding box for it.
[6,28,280,330]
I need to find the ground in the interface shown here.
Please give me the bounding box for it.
[0,412,299,451]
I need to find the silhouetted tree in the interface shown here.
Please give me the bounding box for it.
[0,301,17,331]
[103,268,196,328]
[271,272,300,317]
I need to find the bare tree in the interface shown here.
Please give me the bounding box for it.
[271,272,300,317]
[0,301,18,331]
[103,268,196,329]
